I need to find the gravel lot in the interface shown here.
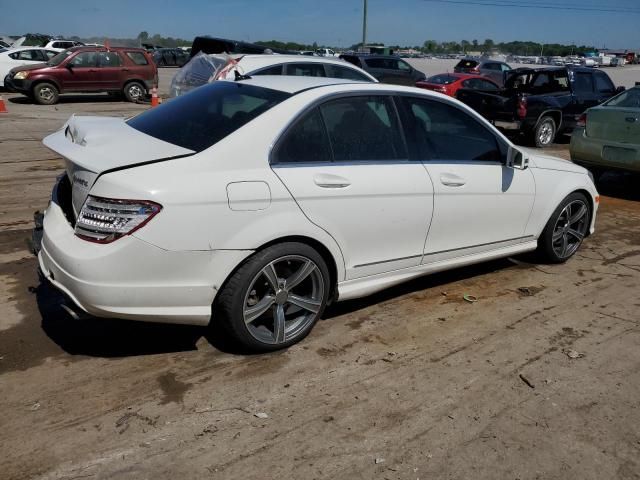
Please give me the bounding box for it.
[1,65,639,480]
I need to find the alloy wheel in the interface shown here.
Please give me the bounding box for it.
[551,200,589,259]
[243,255,324,345]
[538,121,554,146]
[127,84,144,100]
[39,86,55,102]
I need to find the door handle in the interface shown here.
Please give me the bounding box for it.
[440,173,466,187]
[121,68,131,72]
[313,173,351,188]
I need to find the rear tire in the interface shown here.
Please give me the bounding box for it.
[33,82,59,105]
[537,192,591,263]
[123,81,146,103]
[216,242,331,352]
[532,116,556,148]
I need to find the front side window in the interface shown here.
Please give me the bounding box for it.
[274,108,331,163]
[70,52,98,67]
[127,82,290,152]
[98,52,122,67]
[285,63,326,77]
[253,64,283,75]
[402,97,502,161]
[319,96,406,161]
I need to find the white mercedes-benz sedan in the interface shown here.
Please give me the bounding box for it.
[37,76,599,351]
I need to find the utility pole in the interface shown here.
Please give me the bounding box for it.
[362,0,368,52]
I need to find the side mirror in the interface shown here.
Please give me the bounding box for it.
[66,63,74,70]
[506,146,529,170]
[616,86,626,93]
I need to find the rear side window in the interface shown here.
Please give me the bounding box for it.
[10,50,40,61]
[455,59,478,69]
[285,63,326,77]
[364,58,390,69]
[340,55,361,67]
[402,97,501,161]
[325,64,371,81]
[126,51,148,65]
[274,109,332,163]
[98,52,122,67]
[573,72,594,93]
[594,71,614,93]
[127,82,290,152]
[319,96,406,161]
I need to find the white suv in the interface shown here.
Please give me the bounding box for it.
[44,40,84,52]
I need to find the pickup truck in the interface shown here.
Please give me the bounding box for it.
[456,66,624,147]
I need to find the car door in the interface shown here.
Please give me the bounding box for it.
[96,51,124,90]
[399,96,535,260]
[63,51,98,91]
[271,95,434,280]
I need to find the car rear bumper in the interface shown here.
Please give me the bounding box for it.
[38,190,252,326]
[570,128,640,173]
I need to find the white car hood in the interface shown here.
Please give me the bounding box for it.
[43,115,194,216]
[522,148,587,174]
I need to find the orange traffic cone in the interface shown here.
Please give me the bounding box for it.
[150,87,159,108]
[0,95,7,113]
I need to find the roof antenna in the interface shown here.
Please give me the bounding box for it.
[234,70,252,81]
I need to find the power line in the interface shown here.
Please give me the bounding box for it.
[421,0,640,14]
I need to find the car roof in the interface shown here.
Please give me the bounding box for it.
[221,76,365,93]
[223,75,464,99]
[67,46,147,53]
[237,54,358,67]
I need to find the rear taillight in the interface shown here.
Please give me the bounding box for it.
[576,113,587,128]
[75,195,162,243]
[517,96,527,119]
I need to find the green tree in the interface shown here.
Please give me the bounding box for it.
[137,31,149,41]
[472,39,478,48]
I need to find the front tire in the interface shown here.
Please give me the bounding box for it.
[533,116,556,148]
[33,82,59,105]
[216,242,331,352]
[537,192,590,263]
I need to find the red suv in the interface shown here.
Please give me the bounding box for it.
[6,46,158,105]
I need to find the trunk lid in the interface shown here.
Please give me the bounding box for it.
[586,107,640,144]
[43,115,194,217]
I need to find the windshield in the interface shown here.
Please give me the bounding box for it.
[47,50,73,66]
[603,87,640,108]
[426,74,458,85]
[127,81,291,152]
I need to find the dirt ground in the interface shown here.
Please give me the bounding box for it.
[1,78,639,480]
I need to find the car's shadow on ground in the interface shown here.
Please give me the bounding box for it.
[596,171,640,201]
[9,94,147,105]
[36,255,532,358]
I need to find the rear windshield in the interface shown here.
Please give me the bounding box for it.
[604,87,640,108]
[426,74,459,84]
[455,59,478,69]
[127,81,291,152]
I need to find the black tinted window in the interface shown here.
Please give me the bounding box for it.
[573,72,594,93]
[253,65,283,75]
[340,55,360,67]
[126,51,148,65]
[427,74,458,85]
[402,97,501,161]
[326,64,371,81]
[364,58,391,69]
[319,96,406,161]
[463,78,498,90]
[455,59,478,69]
[285,63,326,77]
[594,72,614,93]
[274,108,331,163]
[98,52,122,67]
[128,82,290,152]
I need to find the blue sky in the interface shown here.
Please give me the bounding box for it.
[0,0,638,48]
